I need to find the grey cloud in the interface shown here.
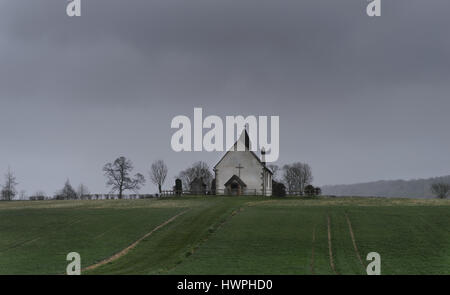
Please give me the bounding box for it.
[0,0,449,194]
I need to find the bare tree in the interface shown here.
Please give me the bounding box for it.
[267,164,280,180]
[103,156,146,199]
[56,179,77,200]
[282,162,313,194]
[149,160,168,194]
[33,191,47,199]
[19,190,27,200]
[1,167,18,201]
[77,184,90,199]
[431,183,450,199]
[178,161,213,190]
[282,164,297,193]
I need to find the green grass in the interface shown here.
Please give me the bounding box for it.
[86,197,244,274]
[0,199,184,274]
[1,196,450,274]
[169,206,330,274]
[347,206,450,274]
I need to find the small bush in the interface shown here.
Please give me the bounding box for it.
[272,181,286,197]
[304,185,315,197]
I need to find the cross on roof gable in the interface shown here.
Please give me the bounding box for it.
[213,129,273,175]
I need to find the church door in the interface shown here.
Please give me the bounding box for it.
[230,182,241,196]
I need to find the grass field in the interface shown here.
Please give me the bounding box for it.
[1,196,449,275]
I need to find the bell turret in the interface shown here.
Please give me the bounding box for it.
[261,147,266,165]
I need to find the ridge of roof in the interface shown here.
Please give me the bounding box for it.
[213,129,273,175]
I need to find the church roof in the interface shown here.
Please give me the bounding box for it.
[213,129,273,175]
[224,175,247,187]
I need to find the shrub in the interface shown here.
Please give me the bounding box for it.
[314,187,322,196]
[272,181,286,197]
[175,179,182,195]
[304,185,315,197]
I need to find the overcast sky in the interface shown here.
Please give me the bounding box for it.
[0,0,449,195]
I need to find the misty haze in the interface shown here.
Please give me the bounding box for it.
[0,0,449,198]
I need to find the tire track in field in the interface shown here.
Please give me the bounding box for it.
[310,225,316,274]
[165,205,247,273]
[327,215,338,274]
[93,225,118,240]
[246,199,276,207]
[345,213,365,270]
[82,209,189,272]
[176,207,245,258]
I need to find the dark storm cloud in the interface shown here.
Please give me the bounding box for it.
[0,0,449,194]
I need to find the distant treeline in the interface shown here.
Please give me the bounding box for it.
[29,194,156,201]
[321,175,450,198]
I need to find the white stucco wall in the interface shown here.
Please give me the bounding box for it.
[215,150,269,195]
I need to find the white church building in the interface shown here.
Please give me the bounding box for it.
[214,130,273,196]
